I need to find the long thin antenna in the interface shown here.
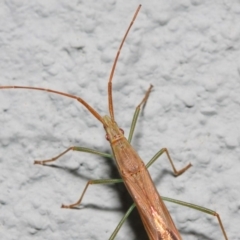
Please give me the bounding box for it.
[0,86,103,124]
[108,5,141,121]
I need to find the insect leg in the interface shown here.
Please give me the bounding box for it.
[127,85,191,175]
[145,147,192,176]
[34,147,123,209]
[34,146,112,165]
[161,196,228,240]
[109,203,136,240]
[61,178,123,208]
[128,85,153,143]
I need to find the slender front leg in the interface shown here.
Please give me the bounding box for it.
[127,85,191,176]
[34,146,112,165]
[128,85,153,143]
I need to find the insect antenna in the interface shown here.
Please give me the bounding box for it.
[0,86,104,124]
[107,5,142,121]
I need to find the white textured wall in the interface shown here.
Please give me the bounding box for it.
[0,1,239,239]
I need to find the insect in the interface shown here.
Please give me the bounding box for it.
[1,5,229,240]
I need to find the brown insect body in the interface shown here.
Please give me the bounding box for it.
[103,115,181,240]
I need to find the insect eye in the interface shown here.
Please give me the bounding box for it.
[105,134,110,141]
[120,128,124,135]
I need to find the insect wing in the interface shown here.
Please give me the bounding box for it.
[122,165,182,240]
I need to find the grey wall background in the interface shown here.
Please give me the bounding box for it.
[0,1,239,239]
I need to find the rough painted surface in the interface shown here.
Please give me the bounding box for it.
[0,1,239,239]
